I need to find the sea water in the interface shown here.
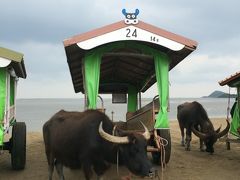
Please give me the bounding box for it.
[16,98,234,132]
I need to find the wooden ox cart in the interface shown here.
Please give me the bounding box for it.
[63,11,197,165]
[0,47,27,169]
[219,71,240,149]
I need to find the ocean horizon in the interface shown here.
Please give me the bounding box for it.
[15,97,234,132]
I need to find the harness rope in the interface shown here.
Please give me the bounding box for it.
[154,129,168,180]
[113,126,168,180]
[112,125,120,176]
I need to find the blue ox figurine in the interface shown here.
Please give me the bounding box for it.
[122,9,139,24]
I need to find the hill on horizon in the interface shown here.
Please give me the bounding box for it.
[203,90,237,98]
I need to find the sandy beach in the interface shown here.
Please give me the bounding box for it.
[0,118,240,180]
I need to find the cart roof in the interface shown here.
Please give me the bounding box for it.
[0,47,27,78]
[219,71,240,87]
[63,20,197,93]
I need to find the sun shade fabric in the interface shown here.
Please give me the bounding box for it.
[0,68,6,145]
[83,42,169,129]
[128,85,138,112]
[230,101,240,137]
[84,52,101,109]
[154,54,169,129]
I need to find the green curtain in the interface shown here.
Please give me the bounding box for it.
[230,101,240,137]
[84,51,101,109]
[83,42,169,129]
[154,54,169,129]
[0,68,6,145]
[127,85,138,112]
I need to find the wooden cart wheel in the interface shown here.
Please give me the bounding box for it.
[11,122,26,170]
[151,129,171,165]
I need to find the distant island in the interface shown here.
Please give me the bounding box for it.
[203,90,237,98]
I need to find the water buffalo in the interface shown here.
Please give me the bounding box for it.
[177,101,230,153]
[43,109,153,180]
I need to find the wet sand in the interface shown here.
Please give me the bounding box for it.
[0,118,240,180]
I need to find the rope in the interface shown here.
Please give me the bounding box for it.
[117,149,119,176]
[113,126,168,180]
[159,136,168,180]
[112,125,120,176]
[153,129,168,180]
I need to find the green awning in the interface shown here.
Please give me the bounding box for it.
[83,41,169,128]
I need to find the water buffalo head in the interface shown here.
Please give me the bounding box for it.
[191,120,230,153]
[99,121,153,177]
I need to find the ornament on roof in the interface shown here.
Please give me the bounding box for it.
[122,9,139,25]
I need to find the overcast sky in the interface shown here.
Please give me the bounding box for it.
[1,0,239,98]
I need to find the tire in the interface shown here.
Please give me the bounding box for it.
[151,129,171,165]
[11,122,26,170]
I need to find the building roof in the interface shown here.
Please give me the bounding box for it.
[63,20,198,94]
[0,47,27,78]
[219,71,240,87]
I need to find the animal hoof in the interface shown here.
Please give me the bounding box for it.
[185,147,190,151]
[200,148,205,152]
[181,141,185,146]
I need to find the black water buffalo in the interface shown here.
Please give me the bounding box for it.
[43,109,153,180]
[177,101,230,153]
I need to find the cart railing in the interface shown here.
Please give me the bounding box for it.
[126,96,159,131]
[4,105,16,133]
[96,95,105,113]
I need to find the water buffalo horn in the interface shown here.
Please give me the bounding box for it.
[191,126,208,140]
[99,122,130,144]
[216,120,230,139]
[140,121,150,140]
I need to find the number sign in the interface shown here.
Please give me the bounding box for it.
[77,26,184,51]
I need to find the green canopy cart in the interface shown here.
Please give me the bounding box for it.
[219,71,240,149]
[0,47,27,169]
[63,11,197,165]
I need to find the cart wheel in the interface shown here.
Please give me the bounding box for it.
[11,122,26,170]
[151,129,171,165]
